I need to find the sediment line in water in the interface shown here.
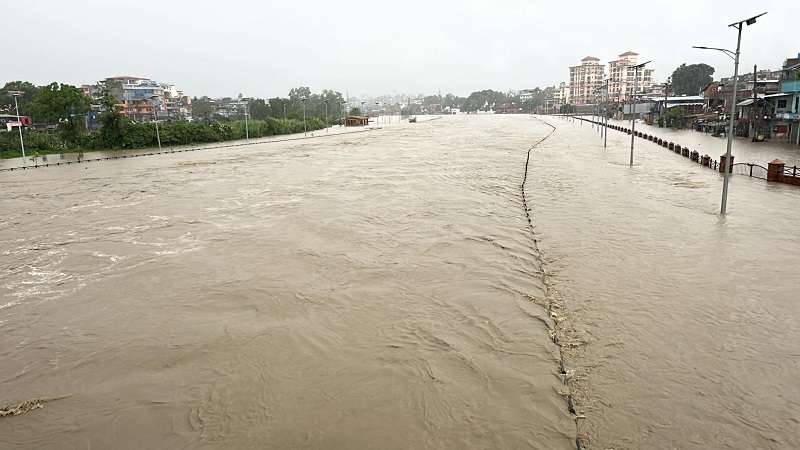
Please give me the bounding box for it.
[522,117,588,450]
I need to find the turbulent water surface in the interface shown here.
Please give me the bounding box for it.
[2,115,799,450]
[0,116,574,449]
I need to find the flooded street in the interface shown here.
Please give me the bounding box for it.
[529,116,800,449]
[605,117,800,166]
[2,115,799,449]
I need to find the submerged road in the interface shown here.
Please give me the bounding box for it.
[2,115,799,449]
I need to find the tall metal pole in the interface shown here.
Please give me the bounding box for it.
[664,77,669,126]
[244,102,250,143]
[153,105,162,151]
[750,64,758,141]
[12,94,26,164]
[630,65,639,166]
[302,99,307,136]
[604,79,609,148]
[721,25,743,216]
[628,61,651,165]
[325,101,328,133]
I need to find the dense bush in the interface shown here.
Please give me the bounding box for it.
[0,117,330,158]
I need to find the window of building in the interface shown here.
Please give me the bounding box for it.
[777,99,787,109]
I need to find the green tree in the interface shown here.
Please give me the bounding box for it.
[192,96,216,122]
[0,81,40,116]
[29,83,90,123]
[98,88,128,148]
[248,98,269,120]
[288,86,311,102]
[463,89,508,112]
[268,97,289,119]
[671,63,715,95]
[28,83,90,143]
[662,107,684,128]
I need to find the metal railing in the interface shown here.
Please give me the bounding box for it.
[782,165,800,178]
[732,163,768,180]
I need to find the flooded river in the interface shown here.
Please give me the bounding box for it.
[0,116,573,449]
[2,115,799,449]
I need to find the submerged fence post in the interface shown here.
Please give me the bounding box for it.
[767,159,785,182]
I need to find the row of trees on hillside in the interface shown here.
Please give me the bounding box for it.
[192,87,346,123]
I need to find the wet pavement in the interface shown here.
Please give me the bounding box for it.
[532,115,800,449]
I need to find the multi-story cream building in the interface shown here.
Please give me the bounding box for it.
[607,51,654,102]
[569,57,605,105]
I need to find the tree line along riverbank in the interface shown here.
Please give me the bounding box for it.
[0,117,329,160]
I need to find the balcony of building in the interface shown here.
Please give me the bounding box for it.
[781,80,800,93]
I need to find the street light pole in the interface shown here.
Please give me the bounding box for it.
[9,92,26,164]
[148,95,162,151]
[324,100,329,133]
[629,60,652,166]
[663,76,671,127]
[302,97,307,136]
[604,79,609,148]
[244,100,250,143]
[693,12,766,215]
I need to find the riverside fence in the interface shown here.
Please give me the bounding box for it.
[569,115,800,187]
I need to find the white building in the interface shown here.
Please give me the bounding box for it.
[570,57,605,105]
[607,51,654,102]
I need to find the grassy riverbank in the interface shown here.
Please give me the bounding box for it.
[0,117,329,159]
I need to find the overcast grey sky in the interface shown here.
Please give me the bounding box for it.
[3,0,798,98]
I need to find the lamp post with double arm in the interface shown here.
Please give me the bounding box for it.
[693,11,767,216]
[629,60,652,166]
[8,91,26,164]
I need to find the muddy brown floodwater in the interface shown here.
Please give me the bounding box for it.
[2,115,799,450]
[529,116,800,449]
[0,116,574,449]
